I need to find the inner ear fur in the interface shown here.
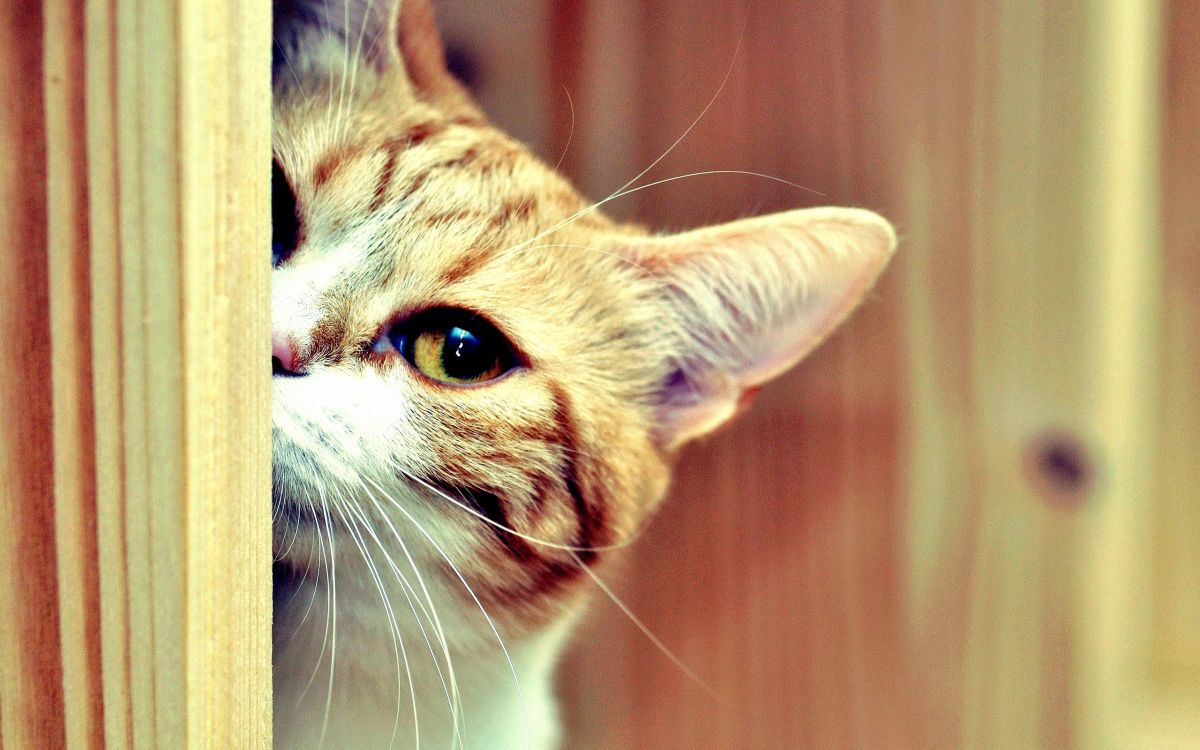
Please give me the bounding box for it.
[629,206,897,450]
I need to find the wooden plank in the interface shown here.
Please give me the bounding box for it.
[84,0,136,742]
[45,0,106,745]
[1071,1,1182,748]
[82,0,273,745]
[1068,0,1200,748]
[0,1,66,747]
[895,2,1097,746]
[177,0,272,744]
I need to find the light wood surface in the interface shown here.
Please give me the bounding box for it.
[1,0,272,747]
[46,0,105,745]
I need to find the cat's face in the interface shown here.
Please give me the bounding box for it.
[271,0,895,641]
[271,77,673,631]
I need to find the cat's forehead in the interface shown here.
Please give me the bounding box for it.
[277,87,622,263]
[277,91,594,229]
[272,98,654,360]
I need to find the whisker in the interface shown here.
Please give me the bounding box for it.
[518,169,825,261]
[487,166,825,297]
[363,474,533,748]
[568,550,721,700]
[391,467,715,700]
[285,510,327,646]
[347,483,467,749]
[603,1,755,205]
[490,6,766,262]
[275,499,309,565]
[274,38,312,107]
[315,483,339,750]
[336,0,351,141]
[552,83,575,172]
[331,492,419,750]
[344,0,377,129]
[322,1,336,137]
[336,476,465,744]
[509,242,672,291]
[350,505,461,748]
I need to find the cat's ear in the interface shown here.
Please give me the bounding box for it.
[392,0,472,106]
[274,0,479,114]
[273,0,396,73]
[629,207,896,451]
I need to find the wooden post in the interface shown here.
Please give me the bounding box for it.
[0,0,271,747]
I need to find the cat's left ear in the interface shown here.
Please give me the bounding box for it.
[274,0,478,114]
[628,207,897,451]
[273,0,395,72]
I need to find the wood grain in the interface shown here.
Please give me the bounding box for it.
[45,0,105,745]
[1,0,271,746]
[0,1,66,747]
[1155,0,1200,701]
[178,0,273,744]
[83,0,273,744]
[894,2,1102,747]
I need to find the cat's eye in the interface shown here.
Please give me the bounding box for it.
[374,309,518,385]
[272,159,300,267]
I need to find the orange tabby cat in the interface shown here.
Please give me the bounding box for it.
[270,1,896,747]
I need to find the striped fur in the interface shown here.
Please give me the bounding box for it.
[271,1,896,748]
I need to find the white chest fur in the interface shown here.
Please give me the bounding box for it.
[273,571,573,750]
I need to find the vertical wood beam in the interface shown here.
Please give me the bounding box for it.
[178,0,272,743]
[1072,1,1186,748]
[0,0,66,747]
[83,0,273,745]
[2,1,271,746]
[1154,0,1200,695]
[45,0,105,745]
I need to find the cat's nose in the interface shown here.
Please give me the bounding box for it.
[272,331,302,375]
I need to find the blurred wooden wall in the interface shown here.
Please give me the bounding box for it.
[441,1,1200,748]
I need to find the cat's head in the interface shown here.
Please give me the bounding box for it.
[271,0,896,637]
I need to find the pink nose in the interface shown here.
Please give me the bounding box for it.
[272,331,299,374]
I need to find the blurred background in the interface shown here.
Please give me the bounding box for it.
[437,1,1198,748]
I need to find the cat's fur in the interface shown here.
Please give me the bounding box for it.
[270,1,896,747]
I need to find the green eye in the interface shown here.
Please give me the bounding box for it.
[380,309,516,385]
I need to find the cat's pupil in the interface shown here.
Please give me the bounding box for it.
[272,159,300,266]
[442,326,492,379]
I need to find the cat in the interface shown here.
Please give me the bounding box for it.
[270,0,896,747]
